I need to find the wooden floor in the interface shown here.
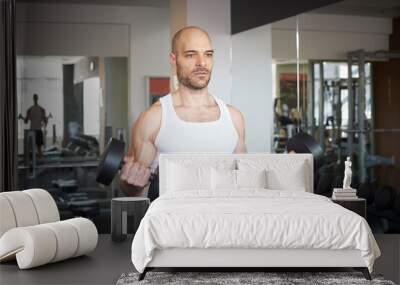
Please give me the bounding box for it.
[0,234,399,285]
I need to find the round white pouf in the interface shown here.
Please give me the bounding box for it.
[0,196,17,237]
[42,221,79,262]
[1,191,39,227]
[23,189,60,224]
[65,218,98,257]
[0,225,57,269]
[0,218,98,269]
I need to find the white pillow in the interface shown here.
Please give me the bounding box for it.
[266,166,306,191]
[211,168,268,190]
[167,162,212,191]
[211,168,236,190]
[236,169,267,188]
[237,158,308,192]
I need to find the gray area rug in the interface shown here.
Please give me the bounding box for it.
[116,271,396,285]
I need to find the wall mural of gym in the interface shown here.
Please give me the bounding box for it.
[14,2,400,236]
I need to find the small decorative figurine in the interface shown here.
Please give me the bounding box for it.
[343,157,353,190]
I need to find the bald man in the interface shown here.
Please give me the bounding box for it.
[120,26,247,201]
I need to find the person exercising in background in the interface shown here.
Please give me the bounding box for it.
[19,94,48,159]
[120,26,247,201]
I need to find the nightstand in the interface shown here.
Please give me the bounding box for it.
[111,197,150,242]
[331,197,366,218]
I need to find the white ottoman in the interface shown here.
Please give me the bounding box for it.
[0,189,98,269]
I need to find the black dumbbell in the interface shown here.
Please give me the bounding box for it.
[96,138,126,185]
[286,131,324,169]
[96,138,156,186]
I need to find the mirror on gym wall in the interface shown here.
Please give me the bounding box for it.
[17,55,128,233]
[15,0,170,235]
[15,0,399,235]
[286,1,400,233]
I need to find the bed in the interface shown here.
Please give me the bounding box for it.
[131,153,381,280]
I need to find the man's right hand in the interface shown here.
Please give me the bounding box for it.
[120,156,152,188]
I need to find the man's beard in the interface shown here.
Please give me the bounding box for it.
[176,65,211,90]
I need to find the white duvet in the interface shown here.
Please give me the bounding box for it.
[131,189,380,273]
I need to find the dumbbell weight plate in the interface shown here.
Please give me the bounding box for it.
[286,132,324,169]
[96,138,125,185]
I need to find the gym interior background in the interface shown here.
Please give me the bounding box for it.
[10,0,400,234]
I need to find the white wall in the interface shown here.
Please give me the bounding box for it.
[272,13,392,60]
[186,0,232,103]
[83,77,100,137]
[232,25,273,153]
[16,3,170,137]
[130,11,170,124]
[104,57,128,136]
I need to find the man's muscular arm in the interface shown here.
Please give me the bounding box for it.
[120,103,161,196]
[227,105,247,153]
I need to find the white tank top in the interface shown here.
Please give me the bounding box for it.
[149,94,239,173]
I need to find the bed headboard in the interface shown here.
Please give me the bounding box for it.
[158,153,314,195]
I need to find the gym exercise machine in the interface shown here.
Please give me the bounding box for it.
[309,51,398,185]
[346,50,400,183]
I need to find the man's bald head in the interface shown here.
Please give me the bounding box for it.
[170,26,214,90]
[171,26,212,54]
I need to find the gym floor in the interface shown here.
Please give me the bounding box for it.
[1,234,399,285]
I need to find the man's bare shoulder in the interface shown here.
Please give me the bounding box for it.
[226,104,245,135]
[226,104,245,123]
[134,100,162,140]
[153,100,162,107]
[138,100,161,121]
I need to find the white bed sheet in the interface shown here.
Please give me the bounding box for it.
[131,189,380,273]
